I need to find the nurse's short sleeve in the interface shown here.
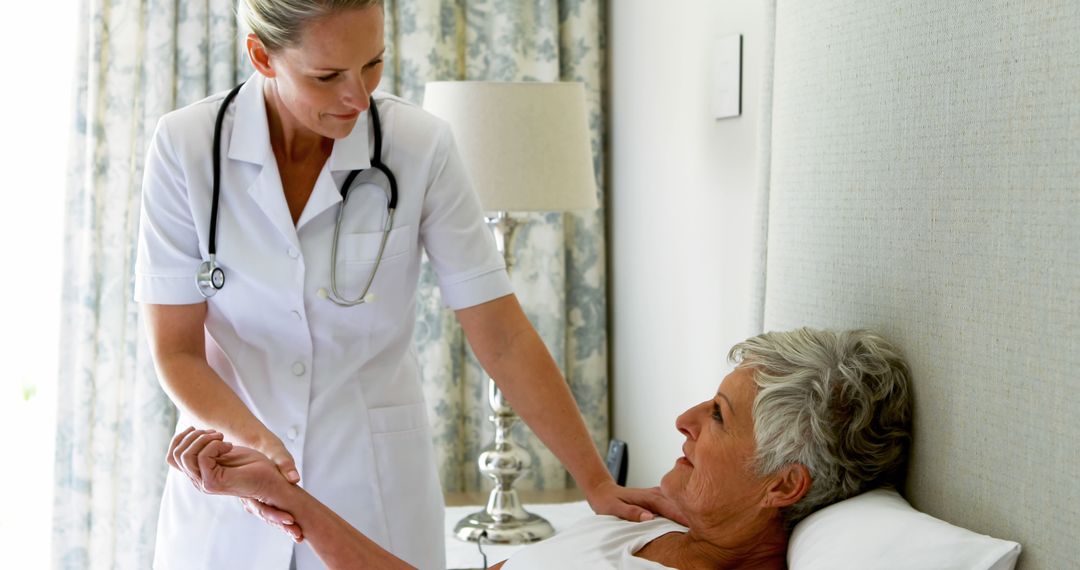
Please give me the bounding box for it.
[134,117,205,305]
[420,124,512,310]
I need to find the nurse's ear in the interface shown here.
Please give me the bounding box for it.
[246,33,277,78]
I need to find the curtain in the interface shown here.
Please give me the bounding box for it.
[383,0,609,493]
[53,2,248,568]
[54,0,606,567]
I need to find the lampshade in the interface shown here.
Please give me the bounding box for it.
[423,81,598,213]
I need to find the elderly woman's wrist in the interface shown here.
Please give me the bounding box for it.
[260,473,300,505]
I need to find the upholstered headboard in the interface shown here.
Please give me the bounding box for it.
[756,1,1079,568]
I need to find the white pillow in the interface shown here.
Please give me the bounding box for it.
[788,488,1021,570]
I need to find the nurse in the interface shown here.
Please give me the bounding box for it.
[135,1,663,569]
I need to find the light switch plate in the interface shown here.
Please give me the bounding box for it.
[712,34,742,119]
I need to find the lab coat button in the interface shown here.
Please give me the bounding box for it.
[292,361,306,376]
[286,427,299,441]
[287,247,299,259]
[291,310,302,321]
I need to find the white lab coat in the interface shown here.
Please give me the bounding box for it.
[135,73,511,570]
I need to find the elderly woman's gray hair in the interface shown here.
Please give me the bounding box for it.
[238,0,384,52]
[729,328,912,526]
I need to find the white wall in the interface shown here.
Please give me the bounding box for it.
[608,1,769,487]
[760,2,1079,566]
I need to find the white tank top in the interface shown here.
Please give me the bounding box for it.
[501,515,688,569]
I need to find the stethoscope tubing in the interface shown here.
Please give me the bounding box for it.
[209,83,245,257]
[198,80,398,303]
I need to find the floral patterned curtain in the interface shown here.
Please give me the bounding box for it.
[383,0,608,493]
[54,3,247,568]
[54,0,605,567]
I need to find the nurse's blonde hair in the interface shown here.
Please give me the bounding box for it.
[238,0,384,52]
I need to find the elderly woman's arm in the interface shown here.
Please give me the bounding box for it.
[260,479,413,568]
[168,429,507,570]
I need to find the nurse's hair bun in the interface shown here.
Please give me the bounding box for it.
[238,0,385,52]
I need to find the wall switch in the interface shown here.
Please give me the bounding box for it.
[713,34,742,119]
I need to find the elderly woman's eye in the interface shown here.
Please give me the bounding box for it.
[712,404,724,423]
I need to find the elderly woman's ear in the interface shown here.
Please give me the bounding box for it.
[762,463,811,509]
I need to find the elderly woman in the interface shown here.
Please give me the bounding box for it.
[168,328,912,569]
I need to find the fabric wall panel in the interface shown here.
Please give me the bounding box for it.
[763,1,1079,568]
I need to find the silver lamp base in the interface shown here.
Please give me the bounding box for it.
[454,212,555,545]
[453,489,555,544]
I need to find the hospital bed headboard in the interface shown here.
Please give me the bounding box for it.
[755,1,1079,568]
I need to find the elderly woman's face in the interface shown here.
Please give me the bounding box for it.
[661,366,770,525]
[261,6,385,140]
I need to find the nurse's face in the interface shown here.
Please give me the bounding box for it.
[252,6,385,140]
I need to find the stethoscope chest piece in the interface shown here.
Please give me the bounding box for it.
[197,257,225,298]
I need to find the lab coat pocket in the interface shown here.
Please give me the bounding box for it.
[343,225,411,264]
[368,401,427,434]
[369,402,446,570]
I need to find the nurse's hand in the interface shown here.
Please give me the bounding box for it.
[252,433,302,485]
[584,481,689,526]
[241,497,305,543]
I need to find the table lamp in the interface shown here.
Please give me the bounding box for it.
[423,81,598,544]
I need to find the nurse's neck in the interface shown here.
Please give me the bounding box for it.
[262,79,333,164]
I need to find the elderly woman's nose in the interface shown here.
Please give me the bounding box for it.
[675,404,702,439]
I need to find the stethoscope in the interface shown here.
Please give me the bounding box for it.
[197,81,399,306]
